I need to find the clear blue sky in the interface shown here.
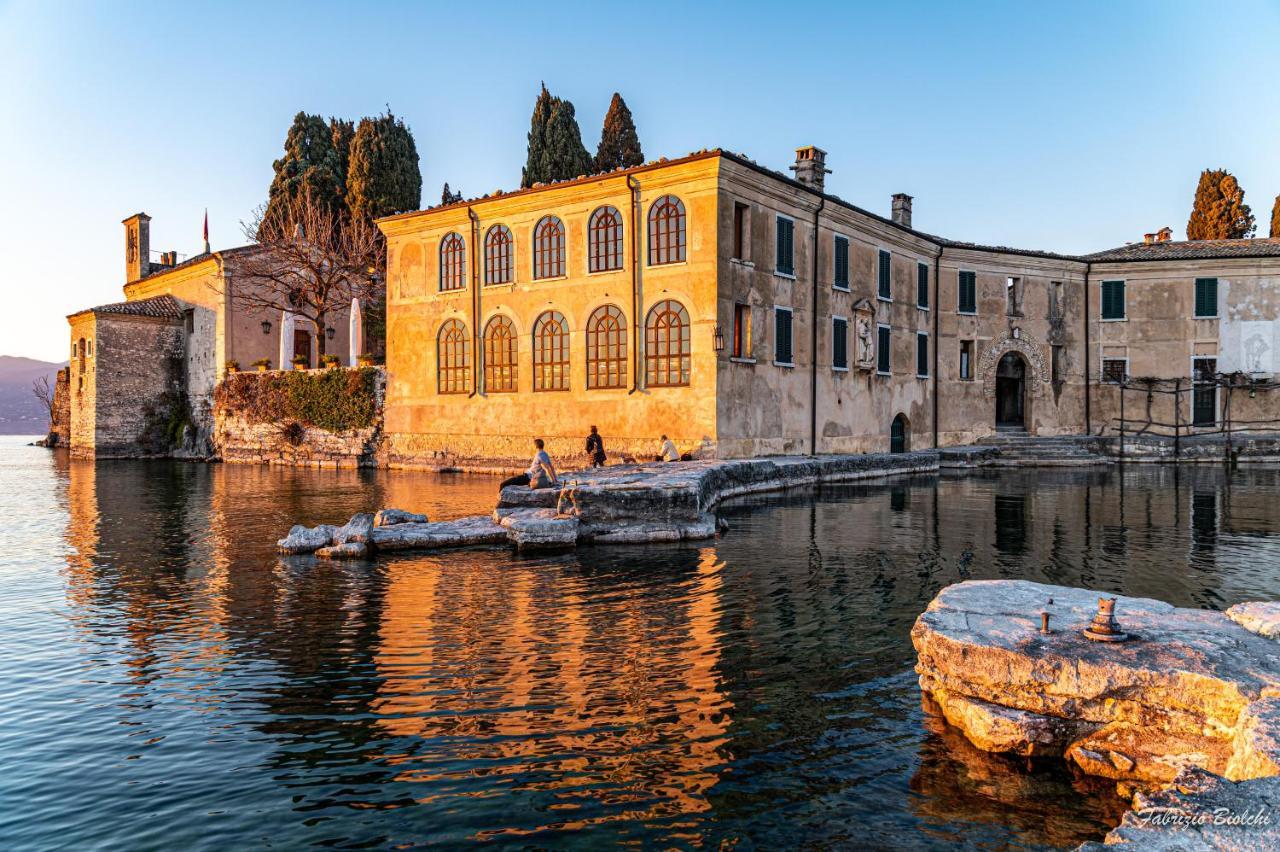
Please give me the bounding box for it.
[3,0,1279,362]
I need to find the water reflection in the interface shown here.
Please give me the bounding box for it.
[6,445,1280,848]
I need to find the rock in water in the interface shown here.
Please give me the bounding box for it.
[373,508,429,527]
[369,517,507,551]
[277,524,337,554]
[334,512,375,544]
[499,508,579,551]
[315,541,370,560]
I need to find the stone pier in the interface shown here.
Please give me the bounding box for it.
[913,580,1280,848]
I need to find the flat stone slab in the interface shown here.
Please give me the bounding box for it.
[1078,767,1280,850]
[374,508,428,527]
[315,541,370,560]
[499,508,579,551]
[1228,601,1280,639]
[369,516,507,551]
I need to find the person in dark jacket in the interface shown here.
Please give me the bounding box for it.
[585,425,606,468]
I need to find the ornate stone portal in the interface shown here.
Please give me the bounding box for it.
[979,330,1051,398]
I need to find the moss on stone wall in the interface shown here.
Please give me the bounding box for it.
[214,368,380,432]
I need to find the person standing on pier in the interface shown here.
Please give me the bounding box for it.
[586,426,606,468]
[500,439,559,490]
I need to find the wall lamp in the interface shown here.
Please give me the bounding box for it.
[325,326,336,341]
[714,325,725,353]
[261,320,272,335]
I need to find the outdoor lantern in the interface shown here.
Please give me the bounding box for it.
[261,319,272,335]
[326,326,336,340]
[714,325,725,352]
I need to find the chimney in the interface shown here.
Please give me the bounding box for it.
[1157,226,1173,243]
[891,193,913,229]
[790,146,830,193]
[123,212,151,283]
[1143,233,1156,244]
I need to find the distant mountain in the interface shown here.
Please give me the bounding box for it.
[0,356,66,435]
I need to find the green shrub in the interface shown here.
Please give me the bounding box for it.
[214,367,379,432]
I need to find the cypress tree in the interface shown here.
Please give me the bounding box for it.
[441,182,461,205]
[1271,195,1280,238]
[522,84,594,187]
[595,93,644,172]
[346,110,423,224]
[330,118,355,199]
[1186,168,1256,240]
[262,112,347,232]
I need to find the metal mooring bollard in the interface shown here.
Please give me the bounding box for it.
[1083,597,1130,642]
[1040,611,1051,634]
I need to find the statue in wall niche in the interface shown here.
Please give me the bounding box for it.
[1245,333,1270,374]
[856,316,875,368]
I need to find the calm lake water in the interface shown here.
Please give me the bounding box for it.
[4,436,1280,850]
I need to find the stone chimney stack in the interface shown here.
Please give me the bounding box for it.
[791,146,830,193]
[1157,226,1173,242]
[891,193,914,229]
[123,212,151,283]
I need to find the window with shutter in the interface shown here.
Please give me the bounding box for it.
[958,271,976,314]
[775,217,794,276]
[775,307,793,365]
[916,333,928,377]
[877,250,892,299]
[1195,278,1218,318]
[834,236,849,289]
[1101,280,1125,320]
[833,317,848,369]
[877,325,891,374]
[917,262,929,308]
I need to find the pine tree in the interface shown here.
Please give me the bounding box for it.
[441,182,461,205]
[521,83,594,187]
[1271,195,1280,238]
[1186,169,1256,240]
[262,112,348,233]
[595,93,643,172]
[346,110,422,224]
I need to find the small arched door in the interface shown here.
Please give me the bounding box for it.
[890,413,909,454]
[995,352,1025,429]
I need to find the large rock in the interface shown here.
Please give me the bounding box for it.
[1227,601,1280,639]
[925,688,1094,757]
[315,541,370,560]
[373,508,428,527]
[369,516,507,551]
[1226,697,1280,781]
[334,512,374,544]
[1079,767,1280,850]
[277,524,336,554]
[493,486,560,521]
[500,508,579,551]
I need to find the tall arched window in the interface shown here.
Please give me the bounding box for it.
[533,216,565,280]
[586,305,627,389]
[647,195,686,266]
[588,206,623,272]
[484,225,513,285]
[645,300,690,387]
[439,232,466,291]
[532,311,570,392]
[483,315,517,392]
[437,319,471,394]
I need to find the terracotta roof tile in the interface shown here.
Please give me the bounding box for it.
[1084,239,1280,263]
[90,294,184,319]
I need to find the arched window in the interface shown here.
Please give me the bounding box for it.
[484,225,513,285]
[588,206,623,273]
[533,216,565,280]
[439,232,466,291]
[647,195,686,266]
[645,300,690,387]
[483,315,517,392]
[532,311,570,392]
[437,319,471,394]
[586,305,627,389]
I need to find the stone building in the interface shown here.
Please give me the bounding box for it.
[376,146,1280,467]
[66,213,354,458]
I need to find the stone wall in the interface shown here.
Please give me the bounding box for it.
[212,367,387,468]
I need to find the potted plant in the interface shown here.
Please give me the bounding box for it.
[225,359,240,374]
[292,354,309,371]
[252,358,271,372]
[357,352,376,367]
[322,354,341,369]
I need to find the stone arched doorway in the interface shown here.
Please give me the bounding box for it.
[995,352,1026,430]
[890,413,910,453]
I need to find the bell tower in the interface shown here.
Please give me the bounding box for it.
[123,212,151,283]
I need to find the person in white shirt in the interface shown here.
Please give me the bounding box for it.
[500,438,559,490]
[658,435,679,463]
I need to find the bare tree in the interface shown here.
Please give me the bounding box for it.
[32,374,54,424]
[229,189,384,357]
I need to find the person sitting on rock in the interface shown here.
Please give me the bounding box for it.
[586,426,606,468]
[501,438,559,490]
[657,434,680,463]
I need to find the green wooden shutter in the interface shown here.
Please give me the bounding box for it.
[1102,281,1125,320]
[958,271,976,313]
[917,333,928,376]
[917,263,929,308]
[776,218,794,275]
[776,309,792,363]
[833,317,848,368]
[878,250,891,298]
[1195,278,1218,318]
[834,237,849,287]
[877,326,890,373]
